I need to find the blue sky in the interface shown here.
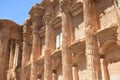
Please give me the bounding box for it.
[0,0,42,25]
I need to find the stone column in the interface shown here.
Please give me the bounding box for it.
[13,40,21,69]
[72,66,79,80]
[52,70,58,80]
[100,58,110,80]
[9,40,15,69]
[44,13,55,80]
[0,37,9,80]
[7,40,15,80]
[13,40,22,80]
[83,0,101,80]
[21,22,31,80]
[30,16,41,80]
[60,1,74,80]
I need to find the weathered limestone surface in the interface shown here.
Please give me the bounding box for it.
[9,40,15,69]
[0,37,9,80]
[60,1,74,80]
[100,58,110,80]
[43,1,56,80]
[21,20,31,80]
[1,0,120,80]
[73,66,79,80]
[83,0,101,80]
[52,71,58,80]
[13,40,22,80]
[0,19,22,80]
[44,15,55,80]
[29,6,42,80]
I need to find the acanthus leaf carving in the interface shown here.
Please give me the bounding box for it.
[43,11,55,24]
[60,0,73,13]
[30,16,43,34]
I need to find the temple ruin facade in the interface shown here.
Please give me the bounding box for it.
[0,0,120,80]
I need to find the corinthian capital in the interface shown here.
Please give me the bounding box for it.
[43,12,54,24]
[31,16,41,24]
[60,0,73,12]
[30,14,43,34]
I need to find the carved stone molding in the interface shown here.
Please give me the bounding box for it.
[30,17,42,34]
[95,24,118,56]
[29,4,45,33]
[52,49,62,61]
[52,49,62,70]
[36,57,44,75]
[95,24,118,47]
[69,39,85,54]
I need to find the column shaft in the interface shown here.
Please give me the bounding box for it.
[13,40,21,68]
[0,37,9,80]
[9,40,15,69]
[52,72,58,80]
[83,0,101,80]
[12,40,22,80]
[30,22,41,80]
[22,37,30,66]
[73,67,79,80]
[100,58,110,80]
[21,27,31,80]
[44,24,55,80]
[61,11,74,80]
